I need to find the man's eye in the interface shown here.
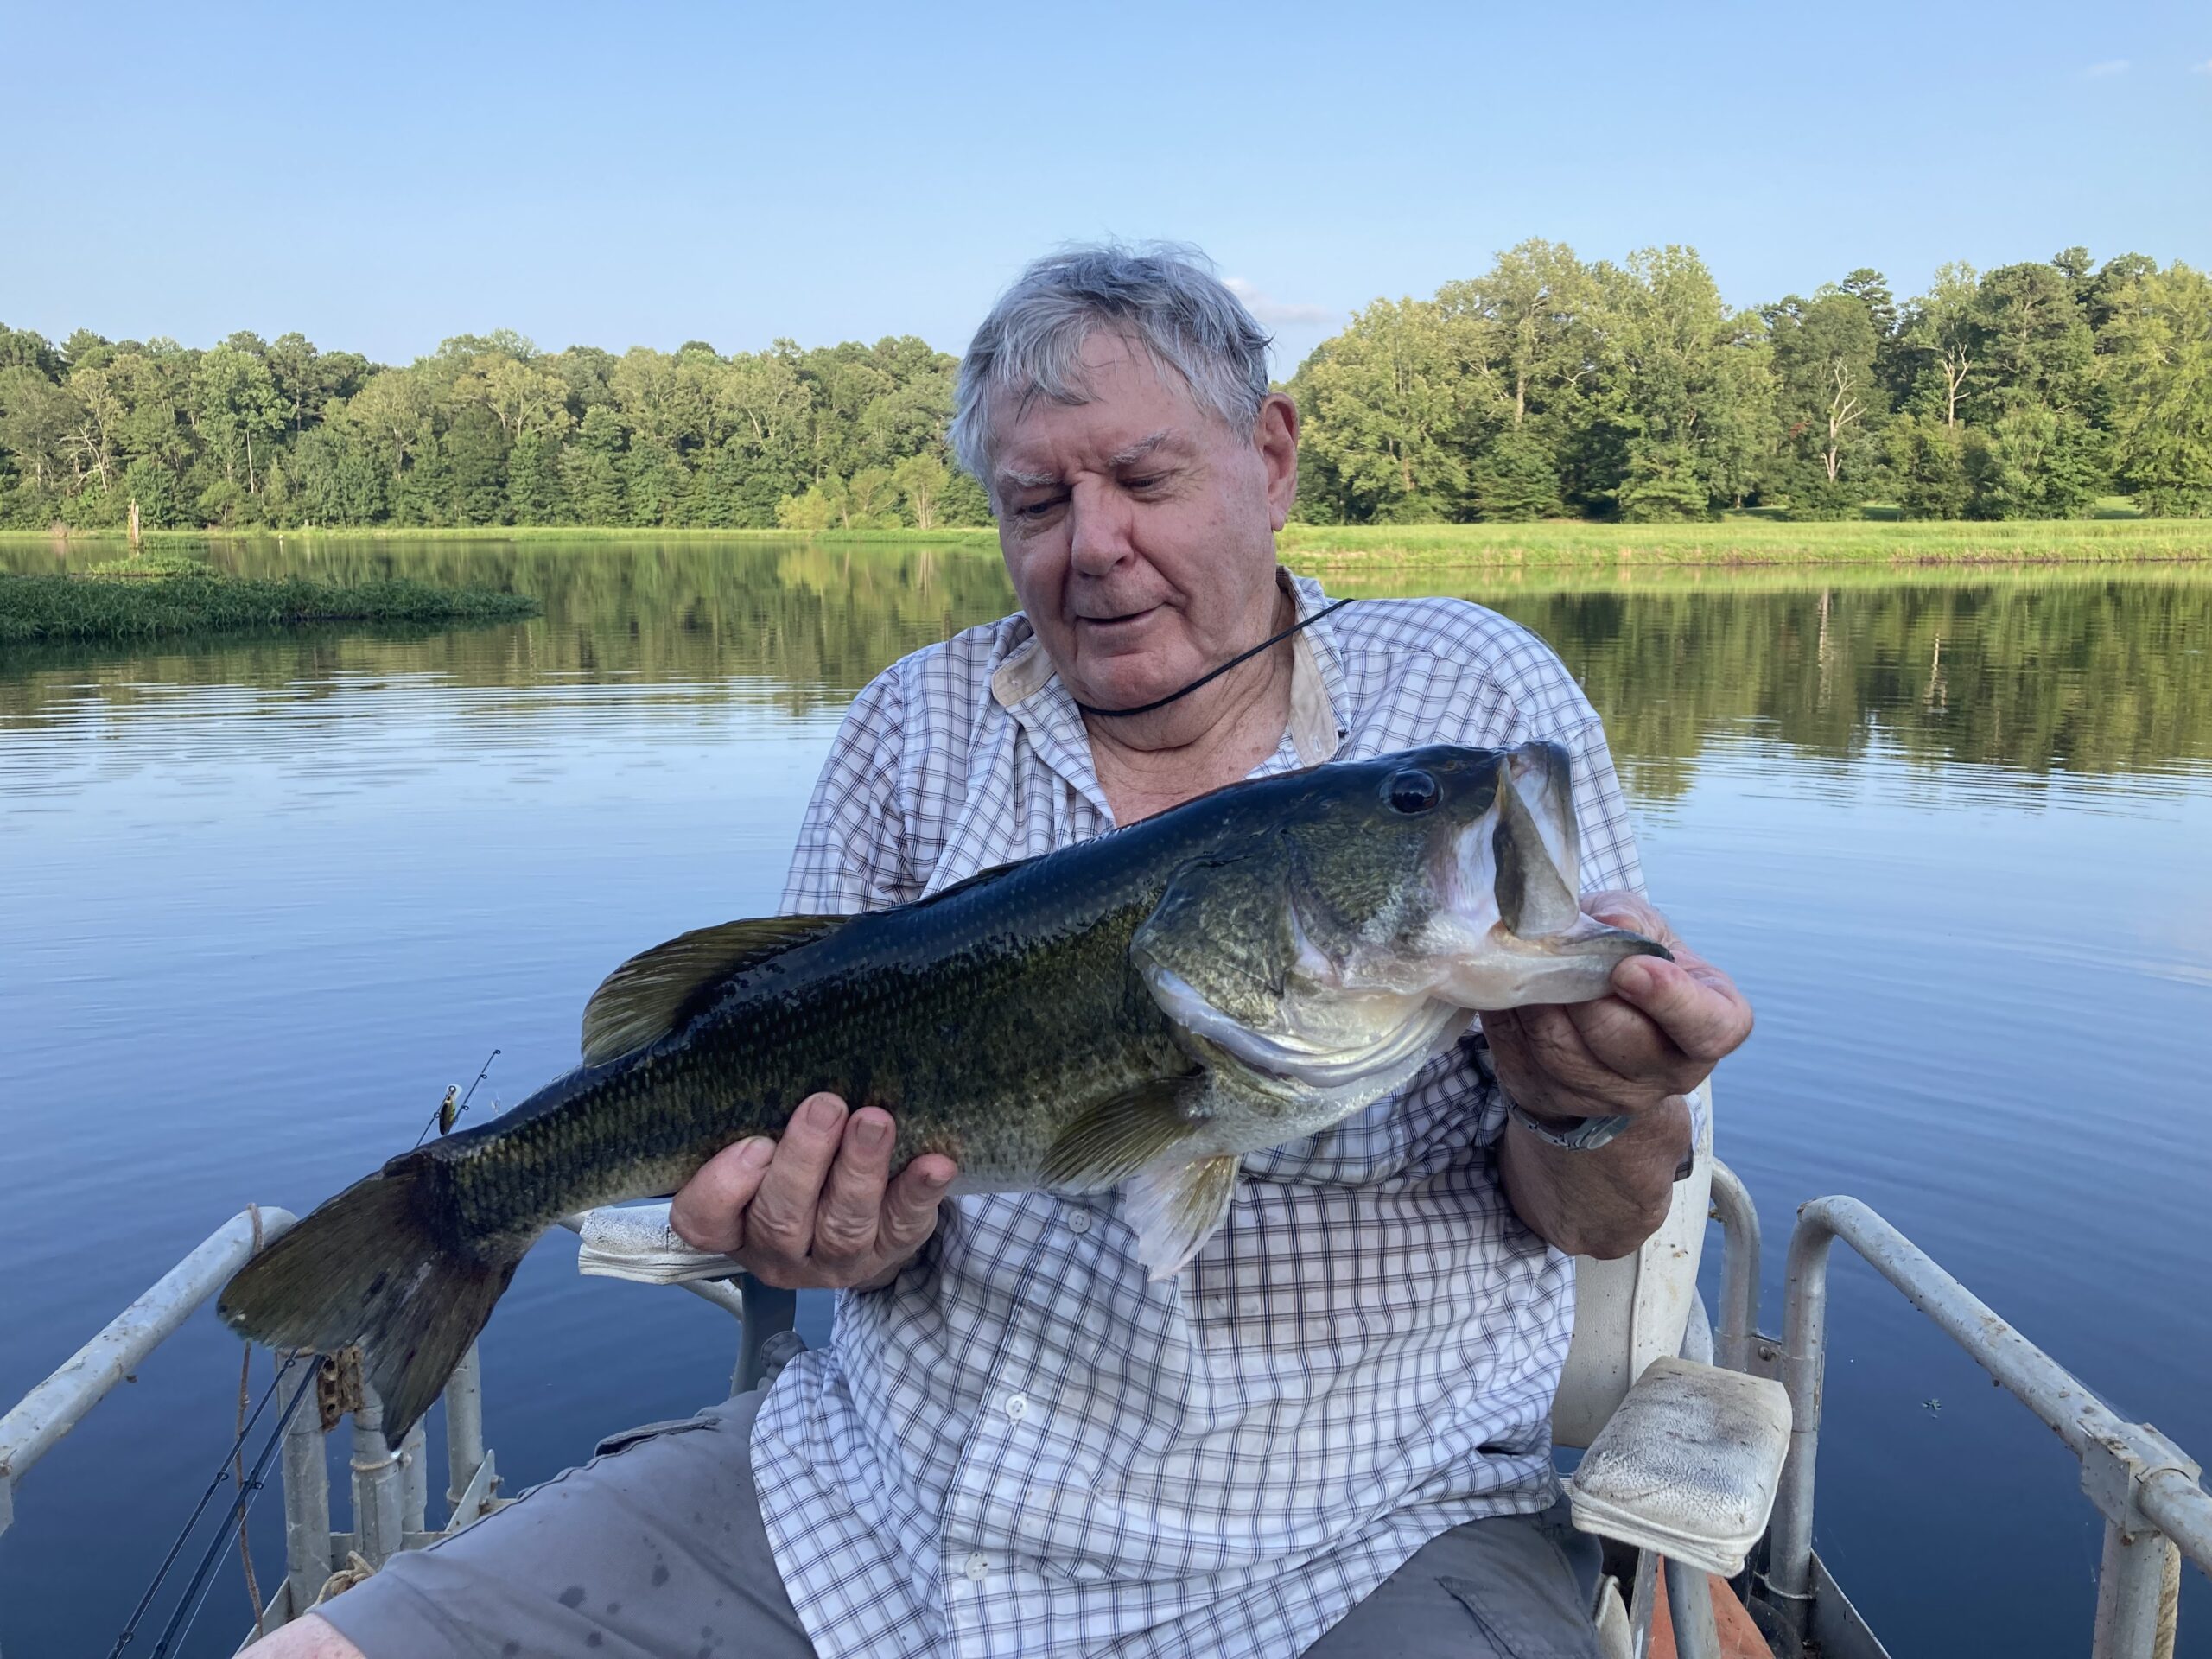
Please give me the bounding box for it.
[1015,496,1065,520]
[1124,474,1164,492]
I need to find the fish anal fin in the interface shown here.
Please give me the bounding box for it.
[1125,1154,1241,1280]
[1039,1076,1210,1192]
[582,915,849,1066]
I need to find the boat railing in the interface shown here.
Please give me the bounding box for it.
[0,1206,300,1546]
[1746,1194,2210,1659]
[6,1182,2212,1656]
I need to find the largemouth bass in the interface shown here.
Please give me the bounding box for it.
[220,741,1665,1444]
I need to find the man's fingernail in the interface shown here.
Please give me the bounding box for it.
[855,1116,891,1150]
[924,1164,953,1190]
[803,1096,844,1130]
[737,1137,774,1170]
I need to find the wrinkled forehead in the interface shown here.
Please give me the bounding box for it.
[984,329,1224,473]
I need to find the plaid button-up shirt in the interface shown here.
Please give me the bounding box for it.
[752,574,1644,1659]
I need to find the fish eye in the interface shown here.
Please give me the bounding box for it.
[1385,768,1440,814]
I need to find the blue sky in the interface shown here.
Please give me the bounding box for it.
[5,0,2207,373]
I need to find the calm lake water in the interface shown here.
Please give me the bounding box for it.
[3,537,2209,1656]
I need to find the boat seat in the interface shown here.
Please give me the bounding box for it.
[1566,1355,1790,1578]
[1550,1081,1793,1657]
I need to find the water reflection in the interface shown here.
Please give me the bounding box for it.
[1,537,2208,1658]
[5,540,2206,798]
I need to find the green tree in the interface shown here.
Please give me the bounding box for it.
[1886,416,1972,519]
[1968,261,2097,421]
[192,340,287,491]
[2098,260,2212,513]
[892,452,950,529]
[1591,246,1773,514]
[1768,289,1886,499]
[1288,297,1471,520]
[1898,263,1979,427]
[1469,426,1564,520]
[776,482,835,530]
[123,454,182,527]
[1965,406,2103,518]
[0,367,81,492]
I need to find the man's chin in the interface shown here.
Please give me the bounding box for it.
[1069,658,1198,715]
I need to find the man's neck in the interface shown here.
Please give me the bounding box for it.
[1082,588,1298,824]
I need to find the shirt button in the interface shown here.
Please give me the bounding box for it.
[1065,1208,1090,1236]
[1004,1391,1028,1422]
[964,1552,988,1581]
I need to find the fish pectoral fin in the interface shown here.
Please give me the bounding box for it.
[582,915,849,1066]
[1124,1154,1241,1280]
[1039,1077,1211,1192]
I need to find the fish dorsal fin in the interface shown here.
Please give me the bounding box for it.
[1039,1076,1211,1193]
[582,915,849,1066]
[1124,1153,1241,1279]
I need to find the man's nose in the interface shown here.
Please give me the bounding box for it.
[1066,476,1136,575]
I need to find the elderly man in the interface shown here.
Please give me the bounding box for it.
[259,245,1750,1659]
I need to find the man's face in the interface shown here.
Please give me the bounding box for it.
[988,332,1298,715]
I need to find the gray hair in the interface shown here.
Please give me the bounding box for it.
[949,242,1273,491]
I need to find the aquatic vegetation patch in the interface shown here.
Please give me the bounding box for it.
[0,555,538,645]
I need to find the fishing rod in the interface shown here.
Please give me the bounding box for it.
[140,1364,319,1657]
[106,1353,306,1656]
[415,1046,500,1147]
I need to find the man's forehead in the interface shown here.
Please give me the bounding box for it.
[988,334,1211,471]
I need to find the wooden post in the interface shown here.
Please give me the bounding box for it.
[128,498,142,550]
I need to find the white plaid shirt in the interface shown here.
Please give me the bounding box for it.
[753,574,1644,1659]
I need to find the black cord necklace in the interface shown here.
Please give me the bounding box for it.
[1073,597,1353,720]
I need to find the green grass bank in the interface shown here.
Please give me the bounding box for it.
[6,517,2209,568]
[0,554,539,645]
[1278,518,2212,568]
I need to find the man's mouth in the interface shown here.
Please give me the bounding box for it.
[1075,605,1161,632]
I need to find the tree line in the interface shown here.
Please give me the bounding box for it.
[0,329,991,533]
[2,241,2206,531]
[1289,244,2211,523]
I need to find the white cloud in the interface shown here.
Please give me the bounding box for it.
[2086,58,2131,77]
[1224,277,1336,329]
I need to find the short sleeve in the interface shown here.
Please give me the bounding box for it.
[779,666,919,917]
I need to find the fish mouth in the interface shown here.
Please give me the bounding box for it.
[1422,743,1670,1009]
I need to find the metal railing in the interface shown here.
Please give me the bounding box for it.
[0,1207,301,1546]
[1761,1196,2211,1659]
[13,1187,2212,1658]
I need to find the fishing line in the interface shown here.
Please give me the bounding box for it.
[108,1354,306,1656]
[1072,597,1352,719]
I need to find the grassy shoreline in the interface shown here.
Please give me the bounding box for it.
[0,556,538,645]
[4,518,2208,568]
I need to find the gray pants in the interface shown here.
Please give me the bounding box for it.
[319,1394,1600,1659]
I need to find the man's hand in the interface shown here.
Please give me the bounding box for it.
[1484,890,1751,1124]
[671,1092,957,1291]
[1488,892,1751,1259]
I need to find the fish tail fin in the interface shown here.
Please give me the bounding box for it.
[218,1152,525,1447]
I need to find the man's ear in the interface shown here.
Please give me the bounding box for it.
[1256,392,1299,531]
